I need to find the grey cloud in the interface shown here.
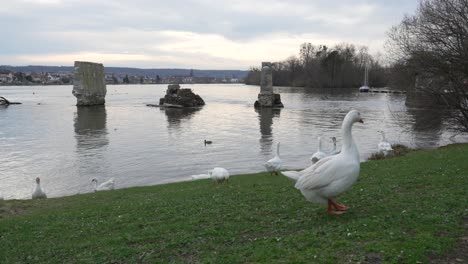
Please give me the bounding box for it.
[1,0,419,68]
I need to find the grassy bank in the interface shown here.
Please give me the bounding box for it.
[1,144,467,263]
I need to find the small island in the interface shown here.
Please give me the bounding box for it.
[148,84,205,108]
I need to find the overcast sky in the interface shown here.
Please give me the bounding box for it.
[0,0,418,69]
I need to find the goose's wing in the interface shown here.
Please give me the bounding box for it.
[318,152,328,159]
[311,151,327,163]
[222,169,230,178]
[384,142,393,150]
[378,142,393,151]
[267,156,282,169]
[295,155,338,190]
[191,174,211,180]
[330,150,341,155]
[211,168,228,179]
[99,178,115,189]
[282,171,301,181]
[32,187,47,199]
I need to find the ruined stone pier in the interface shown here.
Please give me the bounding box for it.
[72,61,107,106]
[254,62,284,108]
[158,84,205,108]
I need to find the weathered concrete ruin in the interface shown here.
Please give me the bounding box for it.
[158,84,205,108]
[254,62,284,108]
[72,61,107,106]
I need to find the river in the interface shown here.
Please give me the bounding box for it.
[0,84,465,199]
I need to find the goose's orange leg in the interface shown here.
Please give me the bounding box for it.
[330,199,350,211]
[327,200,345,215]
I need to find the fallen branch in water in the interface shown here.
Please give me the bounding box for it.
[0,96,22,105]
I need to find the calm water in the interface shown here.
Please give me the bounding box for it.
[0,84,465,199]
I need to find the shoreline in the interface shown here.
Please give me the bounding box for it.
[1,143,466,201]
[1,143,467,262]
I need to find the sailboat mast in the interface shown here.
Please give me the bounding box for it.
[364,64,369,86]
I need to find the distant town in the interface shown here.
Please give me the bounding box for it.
[0,65,248,85]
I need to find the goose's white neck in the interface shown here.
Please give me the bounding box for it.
[93,180,98,191]
[35,182,42,190]
[341,117,359,158]
[380,131,386,142]
[317,137,323,152]
[276,142,280,157]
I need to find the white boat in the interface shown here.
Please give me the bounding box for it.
[359,65,370,92]
[359,85,369,92]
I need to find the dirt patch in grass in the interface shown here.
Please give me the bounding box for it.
[0,202,29,218]
[364,252,382,264]
[429,217,468,264]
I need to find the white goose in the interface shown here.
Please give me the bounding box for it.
[92,178,115,192]
[265,142,282,175]
[32,177,47,199]
[209,167,230,184]
[378,130,393,155]
[282,110,364,215]
[310,137,327,164]
[329,137,341,155]
[191,174,211,180]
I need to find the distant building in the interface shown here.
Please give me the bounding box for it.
[167,75,194,84]
[0,72,13,83]
[46,73,61,83]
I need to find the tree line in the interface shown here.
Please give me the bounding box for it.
[245,43,389,88]
[387,0,468,132]
[246,0,467,132]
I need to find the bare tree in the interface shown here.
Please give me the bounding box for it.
[245,67,261,85]
[245,42,386,88]
[387,0,468,132]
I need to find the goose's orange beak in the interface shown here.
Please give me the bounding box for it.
[359,118,364,123]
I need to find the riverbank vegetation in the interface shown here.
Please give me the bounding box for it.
[387,0,468,132]
[246,0,468,133]
[1,144,467,263]
[245,42,390,89]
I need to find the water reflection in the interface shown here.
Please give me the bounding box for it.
[73,106,109,194]
[406,107,444,148]
[256,107,281,154]
[163,107,202,130]
[74,106,108,150]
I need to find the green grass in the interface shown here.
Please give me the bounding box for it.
[1,144,467,263]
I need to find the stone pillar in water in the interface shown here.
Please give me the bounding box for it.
[260,62,273,94]
[72,61,107,106]
[255,62,283,108]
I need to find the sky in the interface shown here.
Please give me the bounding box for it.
[0,0,419,70]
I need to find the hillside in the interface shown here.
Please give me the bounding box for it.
[0,65,248,78]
